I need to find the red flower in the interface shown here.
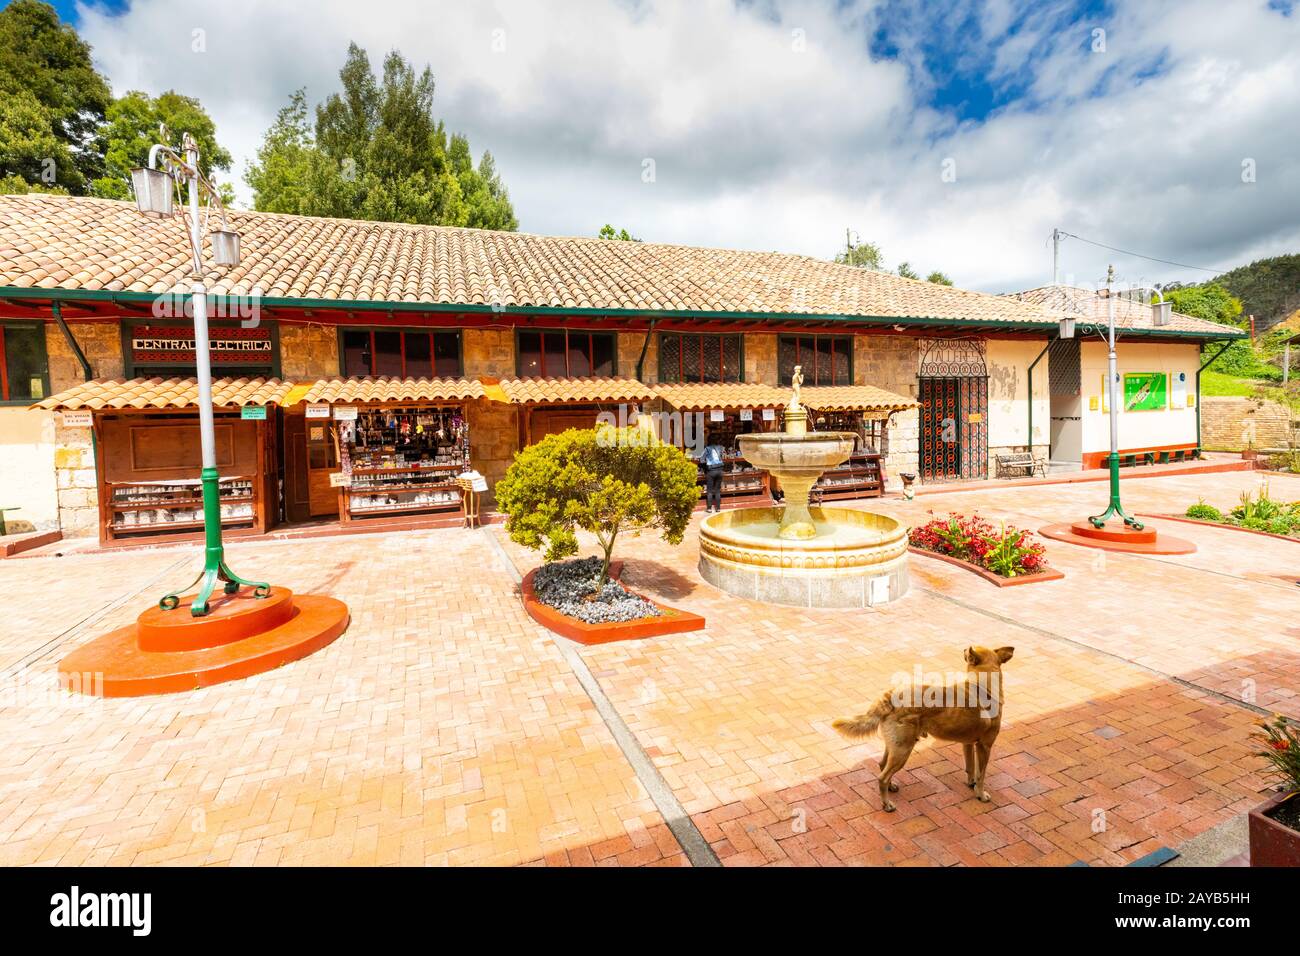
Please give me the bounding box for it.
[1272,739,1290,751]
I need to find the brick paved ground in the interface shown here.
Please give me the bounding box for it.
[0,469,1294,866]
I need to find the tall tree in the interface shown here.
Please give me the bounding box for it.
[926,270,954,286]
[598,224,640,241]
[896,261,919,279]
[834,240,884,270]
[247,43,517,230]
[0,0,111,193]
[90,90,233,202]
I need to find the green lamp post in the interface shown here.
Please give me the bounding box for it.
[1059,265,1170,532]
[130,130,269,616]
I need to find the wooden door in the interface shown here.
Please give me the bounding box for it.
[282,412,311,524]
[529,408,598,444]
[305,421,339,517]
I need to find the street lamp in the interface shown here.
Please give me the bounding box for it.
[130,129,269,616]
[1067,267,1170,532]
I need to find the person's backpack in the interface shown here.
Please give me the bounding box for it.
[702,444,724,468]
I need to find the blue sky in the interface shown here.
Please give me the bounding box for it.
[12,0,1300,292]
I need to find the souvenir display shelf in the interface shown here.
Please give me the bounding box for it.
[808,412,887,501]
[107,476,259,537]
[340,405,471,521]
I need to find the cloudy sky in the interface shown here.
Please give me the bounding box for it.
[44,0,1300,294]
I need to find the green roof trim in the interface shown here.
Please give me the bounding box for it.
[0,285,1247,340]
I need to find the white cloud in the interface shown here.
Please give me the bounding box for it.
[77,0,1300,294]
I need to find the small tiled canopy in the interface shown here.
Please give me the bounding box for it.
[300,376,486,404]
[652,382,788,411]
[496,377,657,404]
[33,377,294,410]
[800,385,919,415]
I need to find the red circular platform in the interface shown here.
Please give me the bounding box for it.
[1038,520,1196,555]
[59,587,349,698]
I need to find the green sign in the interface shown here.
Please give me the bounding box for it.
[1123,372,1168,412]
[240,405,268,420]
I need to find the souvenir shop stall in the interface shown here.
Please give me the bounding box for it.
[802,386,919,501]
[651,383,788,506]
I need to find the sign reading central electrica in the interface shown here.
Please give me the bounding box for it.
[130,325,273,364]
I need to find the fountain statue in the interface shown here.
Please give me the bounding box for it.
[697,371,909,608]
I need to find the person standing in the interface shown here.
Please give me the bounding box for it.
[701,435,726,513]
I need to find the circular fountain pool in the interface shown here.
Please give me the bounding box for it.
[698,506,909,608]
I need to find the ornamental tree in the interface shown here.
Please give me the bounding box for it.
[494,426,700,588]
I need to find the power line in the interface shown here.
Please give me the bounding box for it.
[1056,231,1223,275]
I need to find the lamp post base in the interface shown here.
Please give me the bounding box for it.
[159,466,270,616]
[1088,453,1145,531]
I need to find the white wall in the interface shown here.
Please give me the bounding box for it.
[986,339,1051,451]
[0,407,59,529]
[1080,341,1200,457]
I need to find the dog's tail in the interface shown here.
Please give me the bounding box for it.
[832,694,894,740]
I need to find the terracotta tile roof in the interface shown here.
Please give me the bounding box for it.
[1,194,1062,326]
[497,377,656,404]
[653,382,789,411]
[800,385,919,414]
[301,376,485,404]
[1006,285,1241,337]
[33,377,292,410]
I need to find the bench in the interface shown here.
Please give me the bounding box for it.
[995,453,1046,479]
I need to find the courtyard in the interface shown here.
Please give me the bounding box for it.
[0,468,1294,867]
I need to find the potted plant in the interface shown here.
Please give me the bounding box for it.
[1249,714,1300,866]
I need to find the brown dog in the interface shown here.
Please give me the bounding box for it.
[832,646,1014,812]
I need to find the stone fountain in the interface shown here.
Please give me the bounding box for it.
[697,369,909,608]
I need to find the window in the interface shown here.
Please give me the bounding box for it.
[0,322,49,403]
[658,333,742,383]
[517,330,616,377]
[778,334,852,386]
[340,329,462,378]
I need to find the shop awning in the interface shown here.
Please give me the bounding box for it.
[32,376,294,411]
[800,385,919,415]
[495,377,657,404]
[300,376,485,404]
[652,382,788,411]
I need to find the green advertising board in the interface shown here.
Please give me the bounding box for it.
[1123,372,1168,412]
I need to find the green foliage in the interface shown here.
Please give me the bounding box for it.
[1214,253,1300,328]
[90,90,233,201]
[1166,283,1244,327]
[1254,714,1300,794]
[246,43,517,230]
[494,426,699,585]
[896,261,919,280]
[1184,501,1223,522]
[926,270,953,286]
[834,240,884,270]
[598,224,640,242]
[0,0,111,193]
[1220,485,1300,536]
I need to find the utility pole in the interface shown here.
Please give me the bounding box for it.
[846,227,852,266]
[1052,228,1060,286]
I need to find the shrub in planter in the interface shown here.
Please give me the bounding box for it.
[495,425,700,591]
[909,513,1047,578]
[1249,714,1300,866]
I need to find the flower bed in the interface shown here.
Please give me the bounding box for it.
[908,513,1061,586]
[1180,487,1300,540]
[520,559,705,645]
[1249,714,1300,866]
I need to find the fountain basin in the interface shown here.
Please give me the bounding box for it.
[699,506,909,608]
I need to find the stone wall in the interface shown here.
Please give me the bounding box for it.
[465,397,518,503]
[854,336,920,489]
[618,331,656,382]
[52,425,99,536]
[462,328,515,379]
[1201,396,1293,450]
[279,323,339,379]
[45,321,123,393]
[744,333,778,383]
